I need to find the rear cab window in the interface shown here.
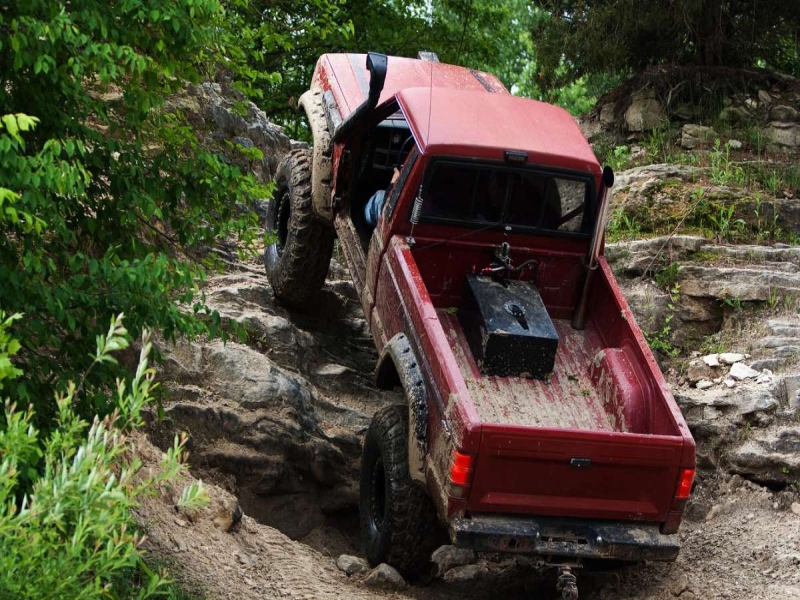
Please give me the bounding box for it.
[419,160,596,236]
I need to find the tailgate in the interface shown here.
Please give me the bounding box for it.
[467,425,684,522]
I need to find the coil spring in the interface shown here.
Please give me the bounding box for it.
[410,191,424,225]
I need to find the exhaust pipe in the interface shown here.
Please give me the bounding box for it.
[333,52,388,143]
[572,166,615,330]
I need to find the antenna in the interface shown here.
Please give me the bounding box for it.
[455,0,475,64]
[426,55,433,148]
[407,54,434,248]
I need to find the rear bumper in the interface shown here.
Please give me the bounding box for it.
[450,514,680,562]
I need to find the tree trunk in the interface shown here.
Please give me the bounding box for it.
[695,0,726,66]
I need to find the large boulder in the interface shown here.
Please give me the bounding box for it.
[675,385,781,441]
[769,105,799,122]
[624,89,666,132]
[763,121,800,151]
[431,545,478,575]
[681,124,719,149]
[718,105,753,125]
[678,265,800,302]
[607,234,800,356]
[726,427,800,485]
[363,564,407,590]
[612,164,698,196]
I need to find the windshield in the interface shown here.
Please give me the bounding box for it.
[419,161,594,235]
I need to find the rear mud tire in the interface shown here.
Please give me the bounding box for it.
[359,405,440,578]
[265,149,334,308]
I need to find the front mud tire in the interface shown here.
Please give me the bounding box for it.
[359,405,440,578]
[265,149,334,308]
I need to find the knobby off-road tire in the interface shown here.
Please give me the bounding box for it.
[359,404,440,578]
[265,148,334,307]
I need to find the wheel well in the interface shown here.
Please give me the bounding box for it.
[297,87,334,223]
[375,352,402,391]
[374,334,429,455]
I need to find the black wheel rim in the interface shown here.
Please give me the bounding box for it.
[370,456,386,532]
[275,190,290,257]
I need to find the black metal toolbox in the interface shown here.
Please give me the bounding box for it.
[458,275,559,378]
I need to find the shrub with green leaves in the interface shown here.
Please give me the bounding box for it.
[0,313,207,599]
[0,2,271,420]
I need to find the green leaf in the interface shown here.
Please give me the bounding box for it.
[1,115,20,143]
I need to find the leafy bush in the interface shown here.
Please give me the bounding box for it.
[534,0,800,85]
[0,313,207,599]
[0,2,269,421]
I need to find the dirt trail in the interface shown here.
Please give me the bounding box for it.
[137,259,800,600]
[137,421,800,600]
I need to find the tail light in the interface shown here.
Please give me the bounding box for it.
[662,468,695,534]
[447,450,475,499]
[675,468,695,500]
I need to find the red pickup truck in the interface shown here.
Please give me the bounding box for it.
[264,52,696,597]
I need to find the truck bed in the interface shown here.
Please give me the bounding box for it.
[438,311,627,432]
[376,235,693,525]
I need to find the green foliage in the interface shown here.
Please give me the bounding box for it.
[745,163,800,199]
[252,0,605,131]
[0,2,269,421]
[720,295,744,311]
[645,281,681,358]
[643,125,675,162]
[700,333,726,355]
[223,0,352,130]
[0,313,207,599]
[751,195,784,243]
[606,209,641,241]
[766,287,780,309]
[645,314,680,358]
[763,171,781,197]
[706,204,745,243]
[709,139,746,186]
[603,145,632,172]
[0,312,23,386]
[534,0,800,88]
[485,1,615,114]
[655,262,682,291]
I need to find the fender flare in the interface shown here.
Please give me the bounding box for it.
[375,333,429,483]
[297,86,334,223]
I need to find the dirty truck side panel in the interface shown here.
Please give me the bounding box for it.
[374,234,482,516]
[365,150,421,350]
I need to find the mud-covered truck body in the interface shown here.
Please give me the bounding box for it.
[265,53,696,592]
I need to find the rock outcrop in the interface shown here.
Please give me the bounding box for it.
[148,268,397,541]
[607,234,800,354]
[583,66,800,144]
[165,82,292,181]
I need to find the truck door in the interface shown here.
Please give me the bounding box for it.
[365,150,419,345]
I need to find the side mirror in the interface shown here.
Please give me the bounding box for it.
[602,165,615,188]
